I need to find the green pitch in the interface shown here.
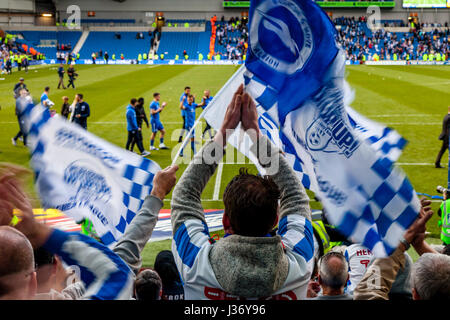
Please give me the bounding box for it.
[0,64,448,266]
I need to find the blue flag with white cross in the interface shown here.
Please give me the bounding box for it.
[204,0,420,257]
[16,97,161,246]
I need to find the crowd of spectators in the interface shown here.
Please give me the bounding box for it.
[335,16,450,62]
[215,16,249,60]
[56,43,72,51]
[1,85,449,301]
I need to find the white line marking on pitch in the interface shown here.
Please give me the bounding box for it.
[397,163,438,166]
[213,161,224,200]
[369,114,440,118]
[386,122,440,125]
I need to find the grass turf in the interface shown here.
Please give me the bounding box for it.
[0,64,448,267]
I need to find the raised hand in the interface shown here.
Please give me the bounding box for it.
[151,165,179,201]
[213,84,244,147]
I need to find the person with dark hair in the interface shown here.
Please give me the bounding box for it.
[313,251,352,300]
[60,96,70,119]
[178,86,193,143]
[126,98,150,156]
[130,97,149,152]
[72,93,90,130]
[11,88,30,147]
[443,244,450,256]
[13,77,27,99]
[154,250,184,300]
[67,64,77,89]
[40,86,52,108]
[179,94,201,157]
[57,63,66,89]
[435,106,450,168]
[198,90,214,139]
[33,247,85,300]
[134,269,161,300]
[149,93,168,150]
[170,84,315,299]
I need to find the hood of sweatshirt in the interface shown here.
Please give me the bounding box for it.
[209,234,289,298]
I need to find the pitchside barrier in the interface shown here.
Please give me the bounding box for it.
[28,59,244,66]
[22,59,450,67]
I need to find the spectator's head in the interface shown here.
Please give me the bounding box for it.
[411,253,450,300]
[184,86,191,94]
[62,96,68,103]
[19,88,29,97]
[44,86,50,93]
[318,251,349,296]
[153,93,160,101]
[204,90,210,98]
[154,250,184,300]
[130,98,137,106]
[448,106,450,114]
[443,244,450,256]
[138,97,144,106]
[0,226,36,300]
[134,269,162,301]
[76,93,83,102]
[33,248,68,294]
[19,77,24,83]
[222,168,280,237]
[187,94,194,104]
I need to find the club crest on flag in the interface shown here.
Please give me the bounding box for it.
[305,86,360,158]
[249,0,313,75]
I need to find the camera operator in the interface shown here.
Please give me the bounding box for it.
[67,64,78,89]
[437,186,450,246]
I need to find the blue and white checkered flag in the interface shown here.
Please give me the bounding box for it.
[16,97,161,246]
[204,0,420,257]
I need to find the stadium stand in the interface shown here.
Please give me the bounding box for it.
[78,31,151,60]
[156,32,210,59]
[335,16,449,63]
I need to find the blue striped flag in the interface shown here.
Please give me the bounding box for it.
[204,0,420,257]
[16,97,161,246]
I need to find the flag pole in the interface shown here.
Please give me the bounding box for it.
[171,65,245,165]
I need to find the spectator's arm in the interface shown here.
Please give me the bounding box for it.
[113,165,178,275]
[113,195,161,275]
[355,200,433,300]
[170,141,221,233]
[353,247,405,300]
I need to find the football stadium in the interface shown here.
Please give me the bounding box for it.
[0,0,449,304]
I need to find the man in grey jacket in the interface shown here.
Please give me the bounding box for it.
[170,84,315,300]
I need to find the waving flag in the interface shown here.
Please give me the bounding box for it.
[203,0,420,257]
[16,98,161,246]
